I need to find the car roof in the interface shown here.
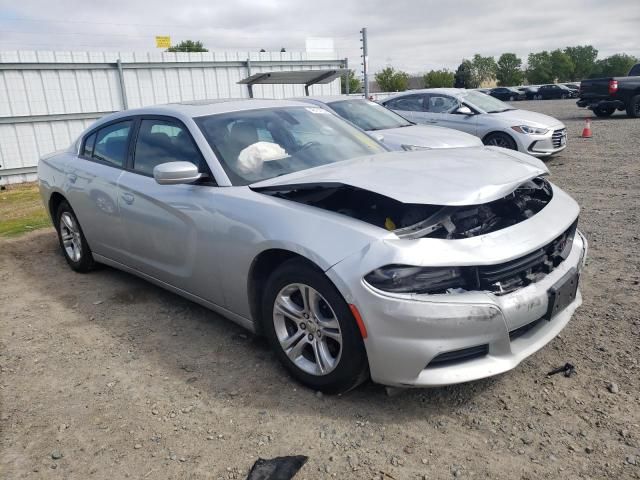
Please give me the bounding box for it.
[294,95,368,104]
[94,98,313,126]
[382,88,465,102]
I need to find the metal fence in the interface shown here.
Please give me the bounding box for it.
[0,50,346,185]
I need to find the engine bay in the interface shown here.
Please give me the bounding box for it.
[256,176,553,239]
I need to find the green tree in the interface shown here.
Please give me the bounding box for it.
[341,69,362,94]
[564,45,598,80]
[167,40,208,52]
[423,69,455,88]
[454,60,477,88]
[526,51,554,84]
[374,67,409,92]
[550,49,574,82]
[496,53,523,86]
[591,53,638,78]
[471,54,497,86]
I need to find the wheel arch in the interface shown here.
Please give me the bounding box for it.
[48,191,67,226]
[247,248,326,334]
[481,130,518,146]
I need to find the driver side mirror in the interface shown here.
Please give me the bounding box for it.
[455,105,473,115]
[153,161,203,185]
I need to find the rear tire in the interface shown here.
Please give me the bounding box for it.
[261,258,368,393]
[593,107,615,117]
[483,132,518,151]
[55,201,95,273]
[626,94,640,118]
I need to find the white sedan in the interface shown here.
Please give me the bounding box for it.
[382,88,567,157]
[297,96,482,151]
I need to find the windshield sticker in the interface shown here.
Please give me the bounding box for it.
[305,107,329,114]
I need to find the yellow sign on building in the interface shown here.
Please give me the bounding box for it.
[155,36,171,48]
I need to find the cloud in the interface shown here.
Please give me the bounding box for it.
[0,0,638,73]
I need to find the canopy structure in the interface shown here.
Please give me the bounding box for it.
[238,68,349,97]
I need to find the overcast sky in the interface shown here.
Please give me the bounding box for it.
[1,0,639,74]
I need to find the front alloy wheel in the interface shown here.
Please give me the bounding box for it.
[273,283,342,376]
[262,258,368,393]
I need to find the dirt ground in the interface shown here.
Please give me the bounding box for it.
[1,99,639,480]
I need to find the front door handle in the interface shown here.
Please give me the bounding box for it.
[67,173,77,183]
[121,193,135,205]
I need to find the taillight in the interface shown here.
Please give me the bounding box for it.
[609,79,618,95]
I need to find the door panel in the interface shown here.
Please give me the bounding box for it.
[423,94,478,135]
[64,119,133,261]
[116,173,225,305]
[64,157,125,260]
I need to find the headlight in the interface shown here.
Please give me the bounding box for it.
[401,144,431,151]
[364,265,465,294]
[511,125,549,135]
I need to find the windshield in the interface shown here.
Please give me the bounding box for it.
[327,99,412,131]
[461,90,514,113]
[195,107,387,185]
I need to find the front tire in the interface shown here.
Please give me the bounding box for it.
[55,201,95,273]
[483,132,518,151]
[262,259,368,393]
[626,94,640,118]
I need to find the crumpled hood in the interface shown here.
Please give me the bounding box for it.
[380,125,482,149]
[251,147,549,206]
[490,109,565,129]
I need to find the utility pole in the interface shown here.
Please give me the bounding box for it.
[360,27,369,99]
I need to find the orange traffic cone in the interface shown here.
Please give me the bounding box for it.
[581,118,592,138]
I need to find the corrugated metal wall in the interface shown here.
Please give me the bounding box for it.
[0,50,344,185]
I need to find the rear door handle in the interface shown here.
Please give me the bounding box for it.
[121,193,135,205]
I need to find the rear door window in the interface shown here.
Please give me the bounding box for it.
[82,132,96,158]
[92,121,132,168]
[384,95,424,112]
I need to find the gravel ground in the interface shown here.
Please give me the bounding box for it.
[1,99,639,480]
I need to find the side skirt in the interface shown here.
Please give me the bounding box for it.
[93,254,257,333]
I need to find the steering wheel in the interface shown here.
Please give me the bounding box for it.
[296,141,322,153]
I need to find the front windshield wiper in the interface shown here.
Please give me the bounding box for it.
[487,108,515,113]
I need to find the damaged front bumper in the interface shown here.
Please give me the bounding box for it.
[327,187,587,387]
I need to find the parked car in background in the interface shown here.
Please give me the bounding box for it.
[475,88,492,95]
[381,88,567,157]
[38,99,587,392]
[522,86,540,100]
[577,63,640,117]
[535,84,577,100]
[563,83,580,93]
[296,96,482,150]
[488,87,525,101]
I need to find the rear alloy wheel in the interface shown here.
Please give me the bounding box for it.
[56,201,95,272]
[483,132,518,150]
[626,94,640,118]
[262,259,368,393]
[593,107,615,117]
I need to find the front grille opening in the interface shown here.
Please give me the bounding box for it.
[509,316,545,341]
[473,219,578,295]
[552,129,567,148]
[426,344,489,368]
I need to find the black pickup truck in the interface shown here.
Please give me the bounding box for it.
[577,63,640,117]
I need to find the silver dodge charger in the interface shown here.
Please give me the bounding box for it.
[38,99,587,393]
